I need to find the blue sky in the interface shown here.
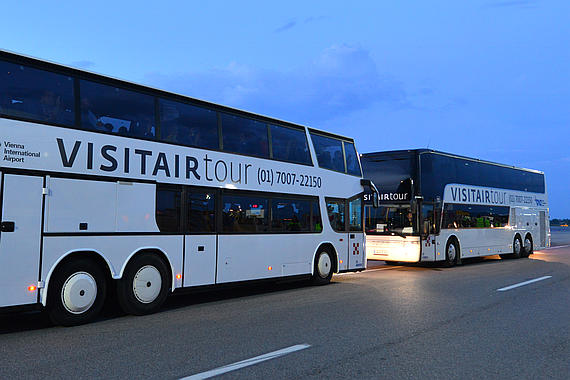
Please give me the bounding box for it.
[2,1,569,217]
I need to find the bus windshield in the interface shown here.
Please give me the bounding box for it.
[365,204,416,235]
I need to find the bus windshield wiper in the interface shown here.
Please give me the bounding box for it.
[386,228,407,239]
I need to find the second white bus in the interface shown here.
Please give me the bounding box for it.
[361,150,550,266]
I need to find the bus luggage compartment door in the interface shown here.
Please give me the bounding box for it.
[184,235,216,286]
[0,174,44,307]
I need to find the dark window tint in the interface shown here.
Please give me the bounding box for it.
[421,204,440,235]
[272,198,312,232]
[420,153,545,200]
[361,154,415,195]
[221,113,268,158]
[270,125,311,164]
[326,199,346,232]
[80,80,155,138]
[442,203,509,229]
[187,189,215,233]
[365,204,415,235]
[313,202,323,232]
[156,187,182,232]
[311,133,345,172]
[0,60,75,126]
[349,196,363,231]
[222,195,269,233]
[160,99,219,149]
[344,142,361,176]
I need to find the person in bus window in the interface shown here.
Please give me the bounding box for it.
[81,97,102,130]
[136,115,155,138]
[406,211,413,227]
[39,90,63,123]
[188,126,201,146]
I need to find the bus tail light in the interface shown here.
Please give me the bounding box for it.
[268,266,272,271]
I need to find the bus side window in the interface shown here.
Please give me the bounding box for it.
[348,196,362,231]
[270,124,312,165]
[0,60,75,126]
[187,189,216,233]
[222,194,269,233]
[156,186,182,232]
[326,199,346,232]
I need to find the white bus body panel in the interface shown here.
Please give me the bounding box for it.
[217,234,316,283]
[44,177,158,233]
[1,119,362,199]
[0,174,43,307]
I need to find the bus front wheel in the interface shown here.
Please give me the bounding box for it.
[117,253,170,315]
[312,249,333,285]
[47,257,107,326]
[444,239,458,267]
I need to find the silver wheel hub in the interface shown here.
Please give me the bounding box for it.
[447,244,456,262]
[317,253,332,278]
[133,265,162,304]
[514,238,521,254]
[61,271,97,314]
[524,238,531,252]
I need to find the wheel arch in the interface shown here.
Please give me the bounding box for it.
[42,250,114,307]
[118,248,174,291]
[445,234,461,259]
[312,242,338,274]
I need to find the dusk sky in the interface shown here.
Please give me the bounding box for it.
[2,1,569,217]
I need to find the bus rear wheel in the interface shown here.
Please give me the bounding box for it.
[117,253,170,316]
[312,248,333,285]
[47,257,107,326]
[522,235,533,257]
[444,239,458,267]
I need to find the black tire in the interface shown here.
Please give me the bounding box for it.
[312,248,334,285]
[384,261,400,266]
[522,235,533,258]
[117,253,170,315]
[512,235,523,259]
[444,239,459,267]
[47,257,107,326]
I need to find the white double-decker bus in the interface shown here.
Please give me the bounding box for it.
[361,150,550,266]
[0,51,377,325]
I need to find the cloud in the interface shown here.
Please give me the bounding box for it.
[274,20,297,33]
[69,60,95,69]
[144,44,407,124]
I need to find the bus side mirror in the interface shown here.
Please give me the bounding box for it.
[361,179,379,208]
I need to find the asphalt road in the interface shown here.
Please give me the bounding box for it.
[1,238,569,379]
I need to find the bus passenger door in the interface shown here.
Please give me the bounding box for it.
[348,196,365,270]
[0,174,44,307]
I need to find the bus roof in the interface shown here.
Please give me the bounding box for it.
[361,149,544,176]
[0,49,355,143]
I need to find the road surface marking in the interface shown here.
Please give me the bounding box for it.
[497,276,552,292]
[180,344,311,380]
